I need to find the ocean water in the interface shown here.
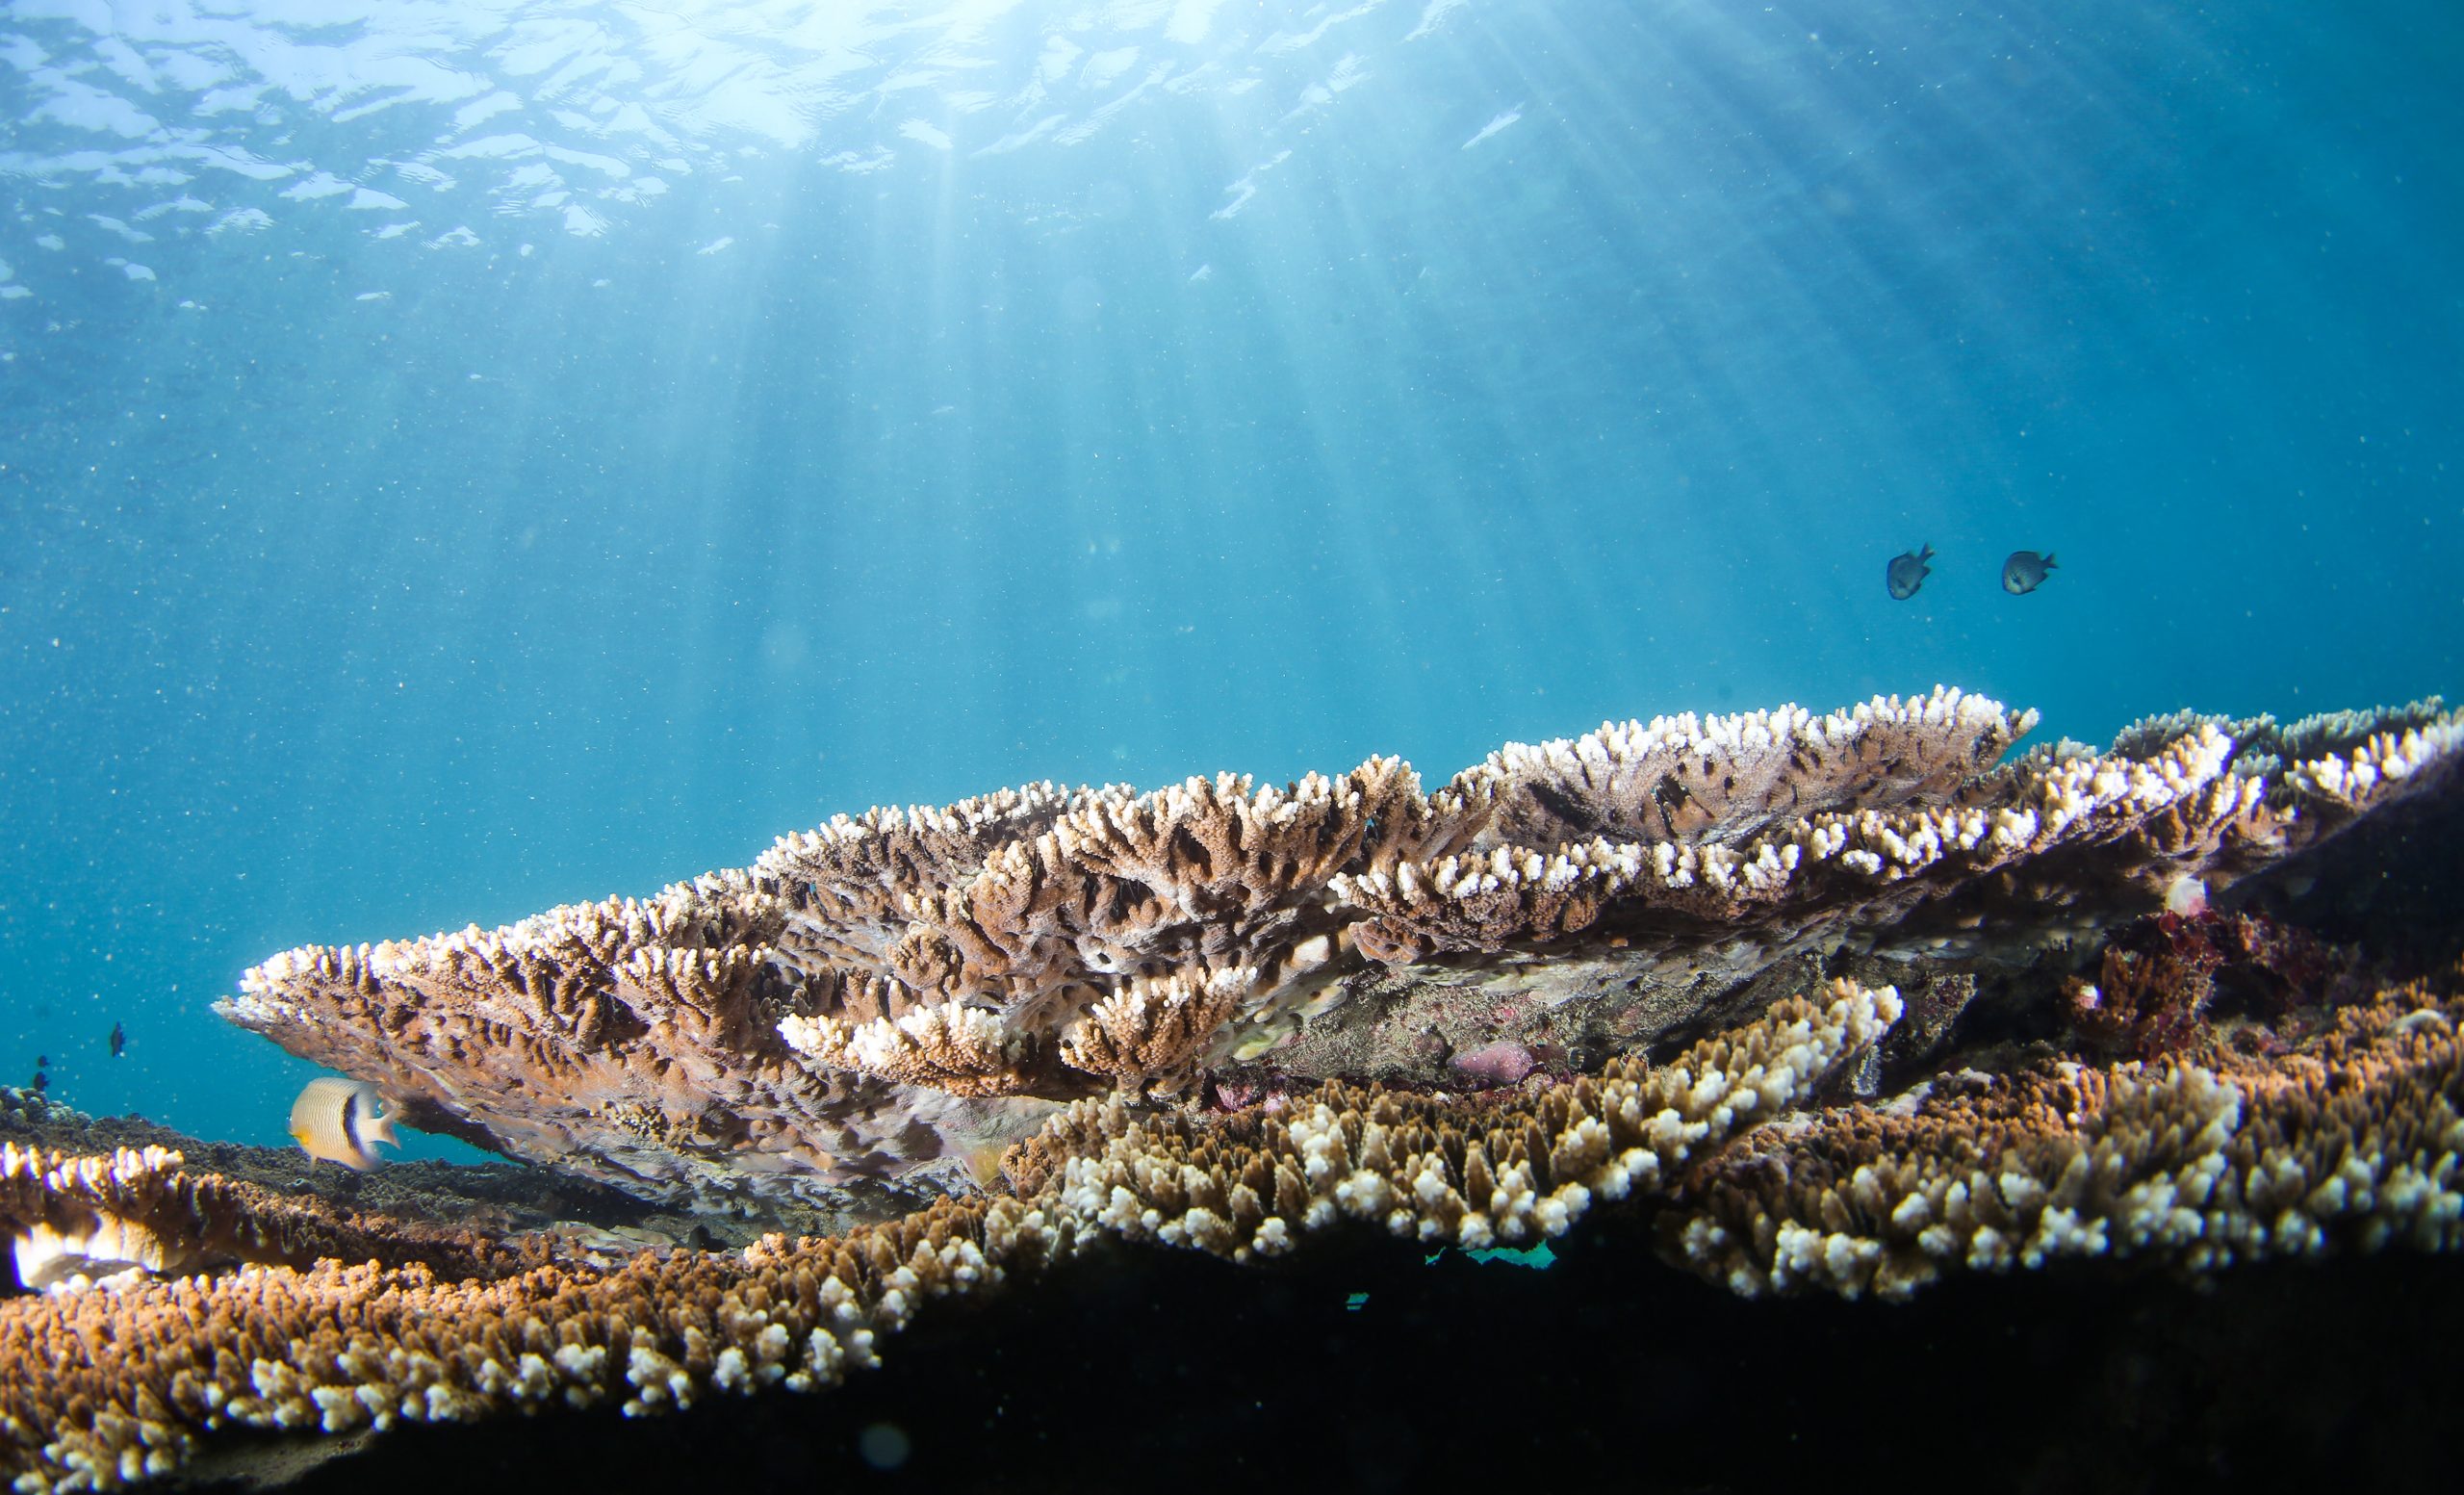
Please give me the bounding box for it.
[0,0,2457,1154]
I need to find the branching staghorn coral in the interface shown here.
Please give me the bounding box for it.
[217,689,2460,1209]
[1051,964,1258,1091]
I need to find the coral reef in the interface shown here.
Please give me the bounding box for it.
[11,952,2464,1491]
[2062,906,2367,1061]
[218,690,2462,1209]
[14,687,2429,1482]
[1010,979,1900,1258]
[1668,979,2464,1301]
[1,1143,533,1295]
[0,1088,858,1254]
[0,1189,1018,1492]
[0,984,1892,1492]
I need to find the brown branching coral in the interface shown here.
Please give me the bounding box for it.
[1337,701,2461,969]
[1017,978,1902,1257]
[1053,965,1258,1093]
[15,955,2464,1491]
[219,892,1052,1209]
[0,1191,1032,1494]
[1666,978,2464,1301]
[0,983,1887,1493]
[1,1144,533,1295]
[1480,689,2038,848]
[777,998,1027,1096]
[218,690,2461,1207]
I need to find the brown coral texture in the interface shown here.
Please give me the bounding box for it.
[217,689,2461,1208]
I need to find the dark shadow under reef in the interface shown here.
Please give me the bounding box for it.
[182,1213,2463,1495]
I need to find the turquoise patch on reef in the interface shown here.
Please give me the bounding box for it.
[1424,1241,1556,1270]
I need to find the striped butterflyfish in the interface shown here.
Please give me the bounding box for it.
[288,1077,398,1171]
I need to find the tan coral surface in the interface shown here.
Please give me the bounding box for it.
[14,965,2464,1494]
[217,691,2460,1208]
[1,1144,533,1294]
[1668,982,2464,1300]
[3,986,1893,1494]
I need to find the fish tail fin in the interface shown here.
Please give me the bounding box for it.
[361,1111,399,1150]
[1920,543,1935,559]
[2043,553,2056,568]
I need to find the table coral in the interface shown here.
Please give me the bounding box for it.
[216,689,2462,1211]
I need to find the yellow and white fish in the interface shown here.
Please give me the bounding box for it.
[288,1077,398,1171]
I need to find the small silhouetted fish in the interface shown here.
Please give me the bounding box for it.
[1886,544,1935,600]
[109,1022,124,1059]
[29,1069,47,1095]
[2003,550,2057,594]
[290,1077,399,1171]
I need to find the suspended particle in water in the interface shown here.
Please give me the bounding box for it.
[859,1423,911,1471]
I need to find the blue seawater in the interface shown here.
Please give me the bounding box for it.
[0,1,2457,1152]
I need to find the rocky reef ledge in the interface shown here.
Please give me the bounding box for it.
[4,687,2461,1491]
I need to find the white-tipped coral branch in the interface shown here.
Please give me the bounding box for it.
[1056,965,1257,1092]
[1667,984,2464,1300]
[779,1000,1025,1096]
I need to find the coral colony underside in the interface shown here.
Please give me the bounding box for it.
[5,687,2463,1492]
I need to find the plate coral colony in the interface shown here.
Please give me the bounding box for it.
[4,686,2461,1489]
